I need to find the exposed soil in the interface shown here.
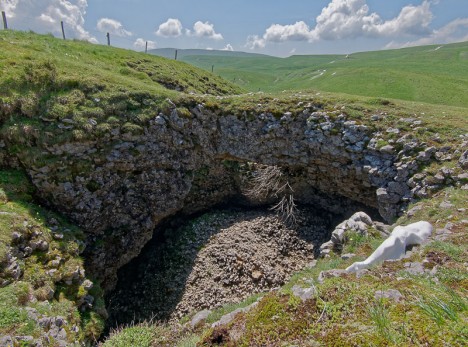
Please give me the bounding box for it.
[106,205,340,327]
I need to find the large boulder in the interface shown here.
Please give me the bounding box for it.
[320,211,375,256]
[346,221,432,273]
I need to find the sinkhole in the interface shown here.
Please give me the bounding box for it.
[100,163,384,333]
[105,202,380,330]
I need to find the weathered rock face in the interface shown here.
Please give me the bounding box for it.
[11,105,432,289]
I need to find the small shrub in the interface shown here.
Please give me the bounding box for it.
[368,299,401,344]
[71,129,86,141]
[103,325,157,347]
[177,107,192,118]
[23,60,57,92]
[34,285,54,301]
[369,98,393,106]
[0,188,7,203]
[81,122,94,133]
[95,122,112,135]
[81,107,105,119]
[376,139,389,149]
[82,311,105,341]
[106,116,120,124]
[47,102,70,120]
[121,122,143,134]
[14,282,32,305]
[66,89,86,104]
[0,306,24,329]
[0,97,20,120]
[20,93,39,118]
[246,165,298,225]
[342,230,370,253]
[119,67,131,76]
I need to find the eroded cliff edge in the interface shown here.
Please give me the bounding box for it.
[3,94,462,291]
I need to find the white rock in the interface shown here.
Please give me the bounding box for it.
[212,301,258,328]
[190,309,211,328]
[346,221,432,273]
[292,285,316,302]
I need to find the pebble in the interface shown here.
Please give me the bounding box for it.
[374,289,404,302]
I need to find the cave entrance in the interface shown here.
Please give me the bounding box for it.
[103,162,383,332]
[105,201,378,330]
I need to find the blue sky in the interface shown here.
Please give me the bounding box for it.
[1,0,468,56]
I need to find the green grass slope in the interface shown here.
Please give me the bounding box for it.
[0,31,244,98]
[182,42,468,107]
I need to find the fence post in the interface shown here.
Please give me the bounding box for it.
[145,41,148,53]
[211,65,214,73]
[2,11,7,30]
[61,21,66,40]
[175,49,178,60]
[106,32,110,46]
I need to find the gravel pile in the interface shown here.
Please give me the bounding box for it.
[107,207,337,326]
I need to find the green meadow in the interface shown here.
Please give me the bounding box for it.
[174,42,468,107]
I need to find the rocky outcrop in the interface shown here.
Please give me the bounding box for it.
[5,103,460,289]
[319,211,389,257]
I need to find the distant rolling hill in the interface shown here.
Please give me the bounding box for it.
[148,48,267,60]
[163,42,468,108]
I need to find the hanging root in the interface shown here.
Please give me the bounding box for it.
[246,164,298,226]
[270,194,298,226]
[246,165,288,199]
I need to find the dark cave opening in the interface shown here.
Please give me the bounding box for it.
[104,199,381,332]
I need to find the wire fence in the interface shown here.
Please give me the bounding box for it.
[0,10,165,57]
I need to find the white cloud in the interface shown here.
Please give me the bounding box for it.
[246,35,266,49]
[133,38,157,50]
[0,0,19,17]
[156,18,183,37]
[371,1,433,37]
[188,21,223,40]
[221,43,234,51]
[1,0,97,43]
[246,0,437,49]
[156,18,224,41]
[97,18,132,37]
[312,0,377,40]
[264,21,314,42]
[385,18,468,49]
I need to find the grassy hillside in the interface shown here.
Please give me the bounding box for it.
[0,31,244,98]
[181,42,468,107]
